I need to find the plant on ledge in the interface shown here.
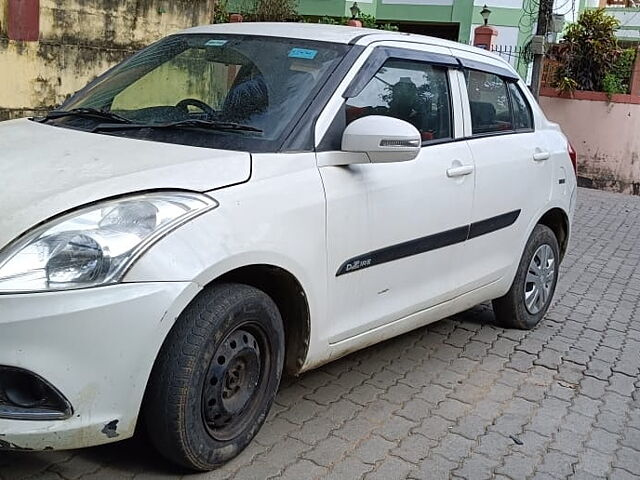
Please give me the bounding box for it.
[308,14,398,31]
[240,0,299,22]
[554,8,622,93]
[358,13,399,31]
[213,0,230,23]
[602,47,637,96]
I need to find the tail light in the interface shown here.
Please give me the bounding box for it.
[567,142,577,174]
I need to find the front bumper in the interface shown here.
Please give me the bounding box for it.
[0,281,197,451]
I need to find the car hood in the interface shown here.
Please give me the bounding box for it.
[0,119,251,250]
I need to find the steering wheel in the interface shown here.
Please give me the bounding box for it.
[175,98,216,118]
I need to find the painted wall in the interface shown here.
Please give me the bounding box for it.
[0,0,6,35]
[286,0,527,44]
[607,8,640,40]
[0,0,216,120]
[1,0,532,120]
[473,0,523,8]
[540,92,640,195]
[0,0,9,35]
[579,3,640,40]
[376,0,524,42]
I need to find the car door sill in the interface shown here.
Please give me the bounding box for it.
[328,276,504,346]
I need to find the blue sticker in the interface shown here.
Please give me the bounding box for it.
[205,39,228,47]
[289,48,318,60]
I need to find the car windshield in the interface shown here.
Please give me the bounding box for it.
[46,34,349,151]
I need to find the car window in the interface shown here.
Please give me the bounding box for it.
[508,82,533,131]
[111,48,242,114]
[346,59,452,142]
[464,70,512,135]
[55,34,349,150]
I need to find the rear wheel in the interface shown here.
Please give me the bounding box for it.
[144,283,284,471]
[493,224,559,330]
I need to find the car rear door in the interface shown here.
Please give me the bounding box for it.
[456,52,554,293]
[315,44,476,344]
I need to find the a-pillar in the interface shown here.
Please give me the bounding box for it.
[227,14,243,88]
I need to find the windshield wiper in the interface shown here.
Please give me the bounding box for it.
[91,119,263,134]
[36,107,132,124]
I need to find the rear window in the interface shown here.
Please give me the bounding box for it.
[464,69,534,136]
[464,70,512,135]
[508,82,533,131]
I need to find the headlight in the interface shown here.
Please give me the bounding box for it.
[0,192,217,293]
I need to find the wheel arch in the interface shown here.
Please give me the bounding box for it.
[536,207,570,261]
[214,264,311,376]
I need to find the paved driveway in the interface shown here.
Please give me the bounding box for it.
[2,187,639,480]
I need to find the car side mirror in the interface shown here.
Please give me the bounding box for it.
[341,115,421,164]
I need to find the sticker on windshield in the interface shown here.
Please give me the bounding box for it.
[205,39,228,47]
[288,48,318,60]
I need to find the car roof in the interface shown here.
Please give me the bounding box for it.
[179,22,511,68]
[182,22,384,44]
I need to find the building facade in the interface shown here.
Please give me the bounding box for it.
[0,0,217,120]
[296,0,535,48]
[584,0,640,43]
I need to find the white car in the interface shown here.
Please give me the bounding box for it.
[0,23,576,470]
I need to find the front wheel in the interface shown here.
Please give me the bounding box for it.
[493,224,560,330]
[144,283,284,471]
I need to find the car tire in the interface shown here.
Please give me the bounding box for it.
[144,283,285,471]
[492,224,560,330]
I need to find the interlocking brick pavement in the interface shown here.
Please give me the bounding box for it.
[1,187,639,480]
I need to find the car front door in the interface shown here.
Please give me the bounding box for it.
[456,53,554,293]
[316,46,475,344]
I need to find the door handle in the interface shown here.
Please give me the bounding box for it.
[446,165,474,178]
[533,150,551,161]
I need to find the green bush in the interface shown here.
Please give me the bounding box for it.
[601,48,637,97]
[308,13,398,31]
[555,9,621,92]
[317,16,340,25]
[241,0,299,22]
[379,23,399,32]
[213,0,230,24]
[358,13,378,29]
[556,76,578,95]
[602,73,625,97]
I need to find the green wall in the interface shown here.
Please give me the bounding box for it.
[226,1,529,45]
[297,1,530,44]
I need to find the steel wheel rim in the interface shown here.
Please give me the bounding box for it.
[524,243,556,315]
[201,322,270,441]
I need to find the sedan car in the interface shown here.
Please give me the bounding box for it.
[0,22,576,471]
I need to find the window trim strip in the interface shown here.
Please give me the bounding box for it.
[457,57,519,81]
[343,47,459,99]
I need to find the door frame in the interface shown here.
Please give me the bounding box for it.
[314,41,478,346]
[314,41,470,152]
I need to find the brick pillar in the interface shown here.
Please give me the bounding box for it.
[8,0,40,41]
[630,47,640,97]
[473,25,498,51]
[347,19,362,27]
